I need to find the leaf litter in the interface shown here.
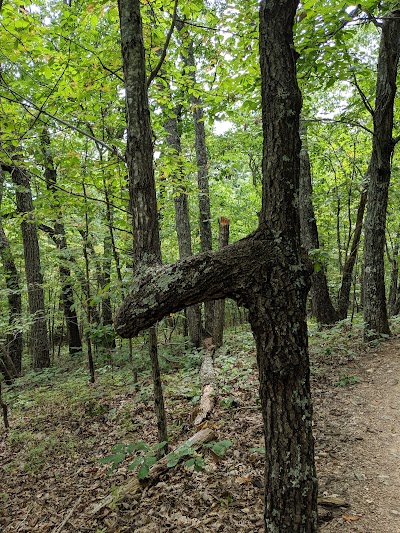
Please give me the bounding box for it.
[1,323,400,532]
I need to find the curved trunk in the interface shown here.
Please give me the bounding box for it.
[115,0,318,528]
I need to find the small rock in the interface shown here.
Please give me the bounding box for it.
[390,510,400,516]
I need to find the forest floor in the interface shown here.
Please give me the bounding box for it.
[1,320,400,532]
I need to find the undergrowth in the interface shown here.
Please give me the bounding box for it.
[2,316,399,476]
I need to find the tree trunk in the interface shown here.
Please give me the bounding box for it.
[337,189,367,319]
[363,9,400,340]
[389,242,399,316]
[115,0,318,528]
[40,129,82,355]
[118,0,168,450]
[8,165,50,369]
[0,170,22,381]
[101,236,116,349]
[164,103,202,347]
[185,38,214,335]
[299,124,338,325]
[213,217,230,347]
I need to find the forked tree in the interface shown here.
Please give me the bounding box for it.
[115,0,318,530]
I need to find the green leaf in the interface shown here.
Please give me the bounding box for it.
[138,463,150,479]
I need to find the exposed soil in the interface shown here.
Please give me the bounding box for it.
[1,330,400,532]
[316,336,400,532]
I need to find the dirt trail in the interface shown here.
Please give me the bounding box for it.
[317,337,400,532]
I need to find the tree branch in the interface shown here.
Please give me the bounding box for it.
[146,0,179,88]
[0,89,125,160]
[114,233,277,338]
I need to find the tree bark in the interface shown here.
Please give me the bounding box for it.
[40,129,82,355]
[299,125,338,325]
[337,189,367,319]
[213,217,230,347]
[363,9,400,340]
[6,165,50,369]
[163,103,202,347]
[118,0,168,450]
[0,170,22,381]
[389,242,399,316]
[115,0,318,528]
[101,236,116,349]
[185,38,214,335]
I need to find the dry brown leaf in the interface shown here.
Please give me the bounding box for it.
[342,514,362,522]
[235,475,252,486]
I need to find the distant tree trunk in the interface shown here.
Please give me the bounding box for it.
[389,242,399,316]
[164,102,202,347]
[185,38,214,335]
[4,165,50,369]
[40,129,82,355]
[115,0,318,528]
[363,10,400,340]
[299,124,338,325]
[82,183,95,383]
[118,0,168,450]
[337,189,367,319]
[213,217,230,347]
[0,170,22,381]
[101,236,116,350]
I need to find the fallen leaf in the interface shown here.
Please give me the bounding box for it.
[342,514,362,522]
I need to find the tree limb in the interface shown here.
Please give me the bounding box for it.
[146,0,179,88]
[114,232,279,338]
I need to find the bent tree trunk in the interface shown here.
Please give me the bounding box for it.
[363,9,400,339]
[115,0,317,529]
[299,124,338,325]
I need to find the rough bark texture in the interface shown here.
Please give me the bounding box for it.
[41,130,82,355]
[0,170,22,381]
[164,104,202,347]
[363,10,400,339]
[115,0,318,529]
[101,236,116,350]
[389,243,399,316]
[118,0,167,447]
[9,166,50,369]
[213,217,230,347]
[337,189,367,319]
[185,39,214,334]
[299,127,338,325]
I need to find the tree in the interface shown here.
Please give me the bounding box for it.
[118,0,168,449]
[0,169,22,382]
[115,0,318,529]
[1,163,50,369]
[299,123,339,325]
[363,9,400,339]
[40,129,82,356]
